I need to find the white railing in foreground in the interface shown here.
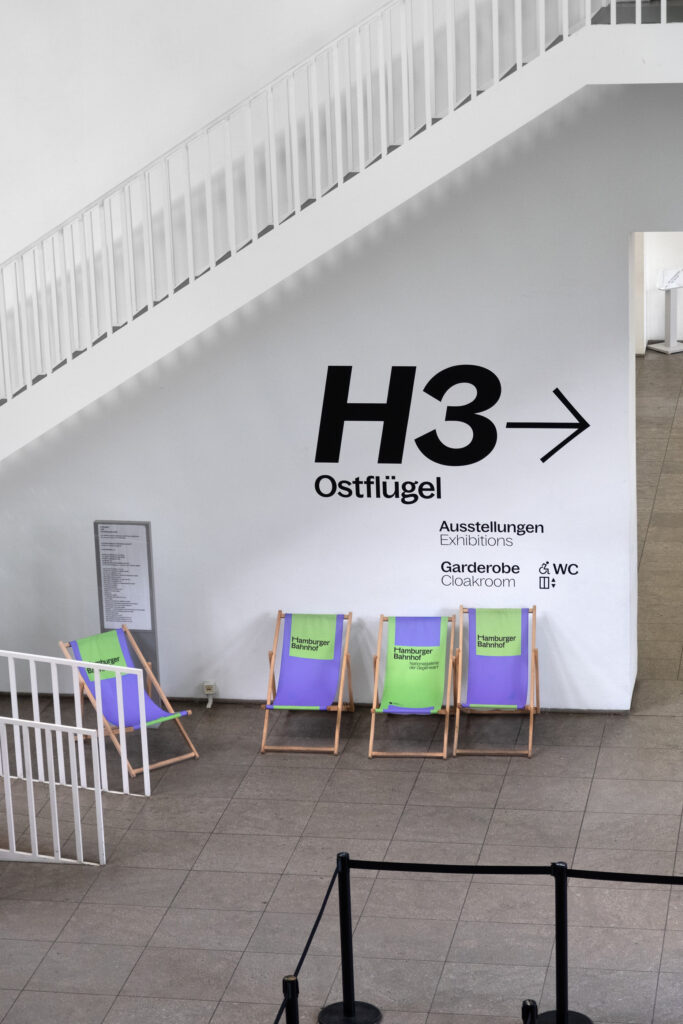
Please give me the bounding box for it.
[0,649,151,797]
[0,0,671,406]
[0,716,106,865]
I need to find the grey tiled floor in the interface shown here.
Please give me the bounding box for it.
[2,352,683,1023]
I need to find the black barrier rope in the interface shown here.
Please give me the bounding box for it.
[274,854,683,1024]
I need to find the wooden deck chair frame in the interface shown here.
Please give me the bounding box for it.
[368,614,456,759]
[453,605,540,758]
[261,611,354,755]
[59,624,199,778]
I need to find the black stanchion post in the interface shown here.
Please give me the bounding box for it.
[535,862,593,1024]
[283,975,299,1024]
[318,853,382,1024]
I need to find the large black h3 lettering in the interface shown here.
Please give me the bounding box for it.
[315,364,501,466]
[315,366,416,463]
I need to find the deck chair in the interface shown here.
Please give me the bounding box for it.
[59,625,198,777]
[368,615,455,759]
[453,606,539,758]
[261,611,353,754]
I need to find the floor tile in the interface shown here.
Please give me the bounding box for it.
[2,991,114,1024]
[108,829,209,869]
[173,870,278,911]
[285,837,388,876]
[193,834,298,873]
[485,809,583,847]
[394,804,491,845]
[497,776,591,812]
[224,953,338,1006]
[0,899,77,941]
[577,812,680,852]
[123,948,240,1001]
[541,967,657,1024]
[564,926,663,971]
[214,799,315,836]
[59,904,165,945]
[362,877,469,920]
[26,942,142,995]
[0,938,51,988]
[320,770,417,805]
[407,772,502,808]
[304,801,402,839]
[586,779,683,815]
[233,767,333,803]
[447,921,554,966]
[352,915,455,961]
[460,883,555,925]
[150,908,260,950]
[84,867,188,907]
[103,996,216,1023]
[432,963,545,1016]
[327,957,443,1011]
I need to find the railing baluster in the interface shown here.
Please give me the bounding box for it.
[163,160,176,292]
[72,663,90,790]
[363,29,373,160]
[288,77,301,211]
[585,0,592,27]
[355,29,366,167]
[90,735,106,864]
[15,258,33,386]
[68,731,84,863]
[122,189,137,321]
[86,212,101,340]
[562,0,569,39]
[386,15,394,146]
[78,216,95,344]
[0,270,11,400]
[538,0,546,55]
[423,0,434,126]
[515,0,523,70]
[50,661,66,785]
[0,722,16,855]
[662,0,667,23]
[492,0,500,83]
[309,68,322,198]
[45,729,61,860]
[377,21,388,157]
[245,104,259,242]
[36,243,53,372]
[635,0,642,25]
[114,670,129,795]
[343,39,354,170]
[399,6,410,141]
[267,87,282,223]
[103,201,119,327]
[332,46,346,184]
[611,0,616,25]
[28,251,45,377]
[203,133,216,269]
[46,237,62,365]
[405,0,414,133]
[28,660,44,781]
[136,670,151,797]
[469,0,478,101]
[143,171,157,306]
[446,0,457,103]
[224,120,237,255]
[182,144,195,280]
[22,725,39,857]
[92,668,108,793]
[8,657,22,777]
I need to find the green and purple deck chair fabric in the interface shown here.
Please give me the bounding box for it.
[70,628,188,729]
[378,616,449,714]
[462,608,530,710]
[267,614,344,710]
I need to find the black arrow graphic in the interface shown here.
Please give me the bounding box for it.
[505,388,589,463]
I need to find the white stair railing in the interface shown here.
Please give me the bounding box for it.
[0,649,151,797]
[0,716,106,865]
[0,0,671,409]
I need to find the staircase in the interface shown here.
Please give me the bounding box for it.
[1,0,681,463]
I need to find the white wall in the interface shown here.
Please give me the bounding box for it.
[644,231,683,343]
[7,83,681,710]
[0,0,388,263]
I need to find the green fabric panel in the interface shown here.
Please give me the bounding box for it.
[145,712,183,727]
[289,614,337,660]
[469,704,518,709]
[74,631,126,681]
[475,608,522,657]
[378,617,447,714]
[268,705,320,711]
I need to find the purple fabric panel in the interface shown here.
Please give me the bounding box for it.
[70,633,181,729]
[463,609,529,709]
[271,614,343,710]
[394,616,441,647]
[383,705,434,715]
